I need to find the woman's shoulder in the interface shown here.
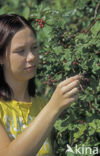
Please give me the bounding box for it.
[0,99,17,110]
[0,99,10,110]
[0,99,20,120]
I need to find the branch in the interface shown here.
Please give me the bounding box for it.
[84,18,100,34]
[88,102,100,113]
[54,70,64,76]
[84,19,96,34]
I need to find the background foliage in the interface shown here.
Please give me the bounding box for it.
[0,0,100,155]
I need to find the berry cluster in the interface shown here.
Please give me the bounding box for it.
[43,75,57,86]
[35,19,46,28]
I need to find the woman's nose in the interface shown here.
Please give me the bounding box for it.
[26,52,36,62]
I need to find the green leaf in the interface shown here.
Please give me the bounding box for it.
[23,7,30,19]
[91,21,100,36]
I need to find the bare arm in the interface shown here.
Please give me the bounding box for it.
[0,75,82,156]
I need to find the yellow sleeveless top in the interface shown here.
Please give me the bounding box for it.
[0,95,53,156]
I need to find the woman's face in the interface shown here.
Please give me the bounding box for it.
[3,27,39,82]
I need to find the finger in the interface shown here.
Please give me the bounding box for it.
[61,80,80,94]
[64,87,79,98]
[59,75,82,88]
[64,95,78,108]
[67,94,78,105]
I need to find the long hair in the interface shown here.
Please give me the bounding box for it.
[0,14,36,101]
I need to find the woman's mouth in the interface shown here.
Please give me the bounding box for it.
[24,65,36,71]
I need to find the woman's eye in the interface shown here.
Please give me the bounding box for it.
[31,46,38,50]
[15,49,25,53]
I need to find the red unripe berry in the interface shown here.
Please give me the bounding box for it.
[42,20,46,24]
[40,24,44,28]
[35,19,39,22]
[39,21,42,25]
[38,19,43,24]
[43,81,47,84]
[72,62,78,65]
[40,19,43,22]
[48,76,51,79]
[69,44,72,48]
[48,82,53,86]
[52,79,57,83]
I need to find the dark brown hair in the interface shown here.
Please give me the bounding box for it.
[0,14,37,101]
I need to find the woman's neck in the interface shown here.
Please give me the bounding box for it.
[6,78,30,102]
[12,82,30,102]
[3,68,31,102]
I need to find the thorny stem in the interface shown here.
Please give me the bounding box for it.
[52,70,65,79]
[79,84,85,92]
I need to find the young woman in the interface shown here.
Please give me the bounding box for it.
[0,14,82,156]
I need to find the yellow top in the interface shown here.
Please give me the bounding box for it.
[0,95,53,156]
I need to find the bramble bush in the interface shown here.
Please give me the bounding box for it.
[0,0,100,155]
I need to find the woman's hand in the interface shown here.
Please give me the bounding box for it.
[48,75,83,113]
